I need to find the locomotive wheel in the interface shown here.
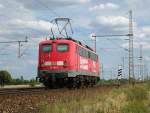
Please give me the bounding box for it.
[43,80,57,89]
[90,78,96,87]
[80,78,85,89]
[85,79,90,88]
[76,78,81,89]
[56,78,65,88]
[67,78,77,89]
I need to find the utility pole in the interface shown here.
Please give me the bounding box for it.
[128,10,134,85]
[91,35,97,52]
[139,45,143,81]
[91,10,134,84]
[0,37,28,58]
[94,36,96,52]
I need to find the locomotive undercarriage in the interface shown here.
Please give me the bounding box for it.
[39,73,97,89]
[66,76,97,89]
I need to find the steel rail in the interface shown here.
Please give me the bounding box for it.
[0,84,122,95]
[0,87,46,95]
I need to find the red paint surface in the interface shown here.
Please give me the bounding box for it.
[38,39,100,77]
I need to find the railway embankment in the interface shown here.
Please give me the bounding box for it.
[0,83,150,113]
[38,84,150,113]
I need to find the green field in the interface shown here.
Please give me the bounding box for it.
[38,82,150,113]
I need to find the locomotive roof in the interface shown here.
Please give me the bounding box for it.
[40,38,94,52]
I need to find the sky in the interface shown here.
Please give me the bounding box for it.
[0,0,150,80]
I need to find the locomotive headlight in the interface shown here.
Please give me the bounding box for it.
[44,61,52,66]
[41,61,66,66]
[57,61,64,66]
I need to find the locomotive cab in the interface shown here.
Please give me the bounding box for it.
[38,39,76,88]
[40,42,70,69]
[38,38,100,88]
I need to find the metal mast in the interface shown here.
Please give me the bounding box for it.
[91,35,97,52]
[139,45,143,81]
[91,10,134,84]
[128,10,134,84]
[0,37,28,58]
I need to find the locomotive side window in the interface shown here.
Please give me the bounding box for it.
[57,44,69,52]
[78,47,88,58]
[89,52,97,61]
[42,44,52,52]
[77,46,97,61]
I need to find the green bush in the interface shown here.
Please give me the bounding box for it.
[122,85,149,113]
[122,100,149,113]
[146,81,150,91]
[126,86,148,101]
[0,70,12,83]
[8,79,30,85]
[29,79,37,87]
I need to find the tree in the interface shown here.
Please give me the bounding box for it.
[0,70,12,84]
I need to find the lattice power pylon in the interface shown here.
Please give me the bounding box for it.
[92,10,134,84]
[128,10,135,84]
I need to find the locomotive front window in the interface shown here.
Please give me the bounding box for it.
[42,44,52,52]
[57,44,69,52]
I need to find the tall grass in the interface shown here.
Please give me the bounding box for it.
[122,85,149,113]
[146,80,150,91]
[38,84,150,113]
[125,86,148,101]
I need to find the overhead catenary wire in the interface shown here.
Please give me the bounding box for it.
[82,38,129,52]
[0,0,61,57]
[106,38,129,52]
[36,0,59,17]
[0,44,11,52]
[19,37,38,57]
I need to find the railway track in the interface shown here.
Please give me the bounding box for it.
[0,84,121,113]
[0,87,46,95]
[0,84,121,95]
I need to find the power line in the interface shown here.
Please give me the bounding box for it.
[106,38,129,51]
[92,10,134,85]
[19,37,36,57]
[36,0,59,17]
[0,37,28,58]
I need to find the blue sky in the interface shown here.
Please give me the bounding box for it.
[0,0,150,80]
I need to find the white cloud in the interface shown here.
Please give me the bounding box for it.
[141,27,150,35]
[122,42,150,49]
[79,0,90,3]
[95,16,129,27]
[144,56,150,61]
[14,0,90,11]
[0,3,4,8]
[133,26,150,39]
[89,3,119,11]
[12,19,53,31]
[4,19,56,32]
[1,0,150,79]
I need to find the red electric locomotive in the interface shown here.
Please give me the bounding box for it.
[37,18,100,88]
[38,38,100,88]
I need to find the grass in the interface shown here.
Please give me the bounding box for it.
[122,85,149,113]
[38,84,150,113]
